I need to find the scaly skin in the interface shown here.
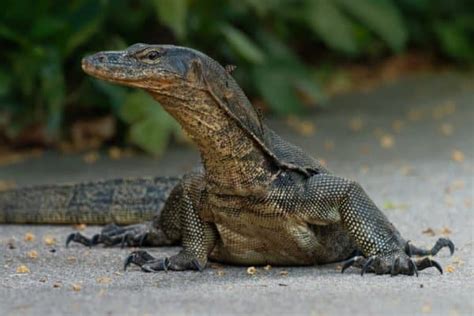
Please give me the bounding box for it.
[0,177,179,224]
[1,44,454,276]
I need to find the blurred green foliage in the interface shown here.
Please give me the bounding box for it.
[0,0,472,154]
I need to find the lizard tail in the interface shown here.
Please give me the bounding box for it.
[0,177,180,225]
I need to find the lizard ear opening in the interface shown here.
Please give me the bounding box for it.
[186,59,206,85]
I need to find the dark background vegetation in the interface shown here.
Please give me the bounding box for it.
[0,0,472,155]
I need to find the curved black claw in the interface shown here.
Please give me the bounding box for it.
[66,232,94,248]
[341,256,365,274]
[141,258,170,272]
[390,257,400,277]
[408,259,419,277]
[416,257,443,274]
[361,257,375,276]
[124,250,156,271]
[407,238,455,257]
[433,238,455,256]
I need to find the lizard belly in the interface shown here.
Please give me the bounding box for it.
[208,211,319,266]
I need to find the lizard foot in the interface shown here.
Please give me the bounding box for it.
[124,250,205,272]
[341,251,444,276]
[66,223,157,248]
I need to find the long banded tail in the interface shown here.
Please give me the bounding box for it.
[0,177,180,225]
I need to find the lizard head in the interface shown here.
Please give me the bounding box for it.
[82,43,212,93]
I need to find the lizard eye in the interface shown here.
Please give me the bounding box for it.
[146,50,161,60]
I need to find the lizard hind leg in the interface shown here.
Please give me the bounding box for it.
[66,222,177,248]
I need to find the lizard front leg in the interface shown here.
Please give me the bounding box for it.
[125,173,218,272]
[300,174,453,276]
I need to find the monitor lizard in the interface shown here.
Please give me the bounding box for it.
[0,44,454,276]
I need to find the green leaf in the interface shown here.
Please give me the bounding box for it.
[120,91,179,155]
[129,116,172,156]
[222,24,265,64]
[434,21,474,62]
[253,63,305,115]
[0,69,11,97]
[152,0,188,40]
[337,0,407,52]
[305,0,358,54]
[40,52,66,136]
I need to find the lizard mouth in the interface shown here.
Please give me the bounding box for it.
[81,53,138,85]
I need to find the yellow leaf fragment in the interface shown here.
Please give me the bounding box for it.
[446,265,455,273]
[439,123,453,136]
[422,228,436,236]
[246,266,257,275]
[27,250,39,259]
[24,232,36,242]
[421,304,432,313]
[380,134,395,149]
[72,283,82,291]
[16,265,30,274]
[83,151,99,164]
[108,146,122,160]
[96,276,112,284]
[451,150,464,163]
[43,235,57,246]
[73,224,87,231]
[440,227,452,235]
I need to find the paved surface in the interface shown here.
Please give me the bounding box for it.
[1,72,473,316]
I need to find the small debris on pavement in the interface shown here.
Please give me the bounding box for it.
[16,265,30,274]
[446,265,455,273]
[422,228,436,236]
[96,276,112,284]
[72,283,82,291]
[27,250,39,259]
[247,266,257,275]
[73,224,87,231]
[279,270,289,276]
[24,232,36,242]
[451,150,464,163]
[43,235,57,246]
[263,264,272,271]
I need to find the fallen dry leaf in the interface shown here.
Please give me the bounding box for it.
[96,276,112,284]
[286,116,316,136]
[441,227,452,235]
[349,117,363,132]
[67,256,77,263]
[440,123,454,136]
[72,283,82,291]
[392,120,404,133]
[279,270,289,276]
[246,266,257,275]
[216,270,225,277]
[400,165,414,176]
[422,228,436,237]
[83,151,100,164]
[421,304,432,313]
[43,235,57,246]
[446,265,455,273]
[263,265,272,271]
[39,277,47,283]
[380,134,395,149]
[73,224,87,231]
[27,250,38,259]
[451,150,464,163]
[16,265,30,274]
[24,232,36,242]
[108,146,122,160]
[53,282,62,288]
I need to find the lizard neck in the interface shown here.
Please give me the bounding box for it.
[150,91,274,193]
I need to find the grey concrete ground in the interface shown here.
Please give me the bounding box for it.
[1,72,473,316]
